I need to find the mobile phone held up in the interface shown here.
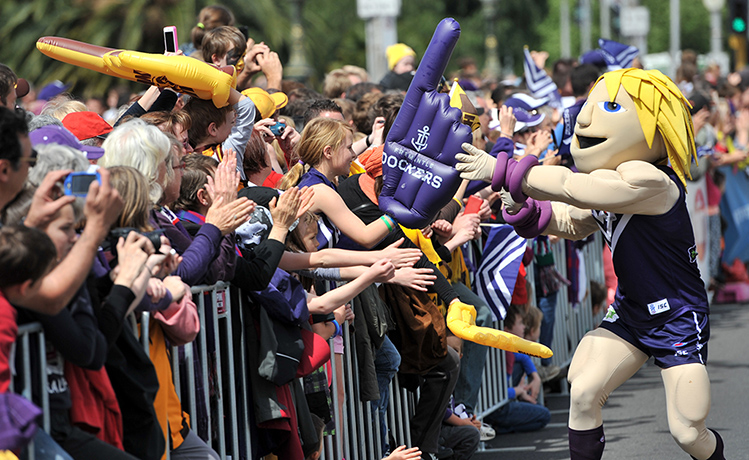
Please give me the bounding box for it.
[64,171,101,197]
[163,26,178,53]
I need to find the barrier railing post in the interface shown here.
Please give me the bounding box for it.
[220,286,240,459]
[210,287,227,459]
[236,287,252,460]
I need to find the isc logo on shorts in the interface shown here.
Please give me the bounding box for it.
[647,298,671,316]
[602,306,619,323]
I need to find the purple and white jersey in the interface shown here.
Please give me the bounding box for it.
[591,165,708,328]
[298,167,340,250]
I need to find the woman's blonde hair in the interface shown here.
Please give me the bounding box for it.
[278,117,353,190]
[40,98,86,122]
[107,166,154,232]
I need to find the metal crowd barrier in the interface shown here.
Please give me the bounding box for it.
[139,236,607,460]
[545,236,607,374]
[10,322,49,434]
[10,236,605,460]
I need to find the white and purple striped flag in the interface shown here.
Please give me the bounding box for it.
[598,38,639,70]
[522,47,561,108]
[476,224,527,321]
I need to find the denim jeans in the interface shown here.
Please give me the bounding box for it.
[484,400,551,434]
[537,291,558,366]
[452,282,492,413]
[371,335,400,454]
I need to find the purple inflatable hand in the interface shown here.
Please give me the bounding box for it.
[379,18,473,229]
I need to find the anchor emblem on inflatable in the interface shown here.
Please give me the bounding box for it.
[411,125,430,152]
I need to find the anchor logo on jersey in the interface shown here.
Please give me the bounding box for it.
[411,125,430,152]
[592,210,617,245]
[688,245,698,263]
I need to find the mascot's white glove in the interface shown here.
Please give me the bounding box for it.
[455,143,497,182]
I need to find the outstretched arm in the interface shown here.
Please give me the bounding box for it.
[544,203,600,241]
[523,160,680,215]
[311,184,392,248]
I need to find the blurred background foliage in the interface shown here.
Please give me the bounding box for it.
[0,0,714,98]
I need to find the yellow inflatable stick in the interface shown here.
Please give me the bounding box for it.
[447,301,553,358]
[36,37,236,108]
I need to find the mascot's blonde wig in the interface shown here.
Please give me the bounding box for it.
[595,68,697,187]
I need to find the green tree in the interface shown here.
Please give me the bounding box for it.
[0,0,200,98]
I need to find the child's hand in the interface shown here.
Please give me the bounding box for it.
[391,267,436,292]
[332,304,346,324]
[344,303,354,322]
[162,276,186,303]
[378,238,421,268]
[205,151,239,205]
[384,445,422,460]
[498,105,516,138]
[269,187,301,230]
[369,258,395,283]
[147,278,167,302]
[430,219,452,242]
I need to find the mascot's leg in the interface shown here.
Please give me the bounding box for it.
[661,364,724,460]
[568,328,648,460]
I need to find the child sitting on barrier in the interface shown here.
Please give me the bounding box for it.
[522,305,561,383]
[483,304,551,434]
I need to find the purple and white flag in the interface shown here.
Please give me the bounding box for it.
[598,38,639,69]
[476,225,527,321]
[522,47,561,108]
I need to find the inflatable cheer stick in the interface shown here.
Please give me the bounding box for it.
[447,301,553,358]
[379,18,472,230]
[36,37,236,108]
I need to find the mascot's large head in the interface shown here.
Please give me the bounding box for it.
[571,68,697,187]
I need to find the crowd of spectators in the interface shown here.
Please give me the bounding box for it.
[0,4,741,460]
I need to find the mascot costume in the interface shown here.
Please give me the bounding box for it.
[379,18,551,359]
[457,68,724,460]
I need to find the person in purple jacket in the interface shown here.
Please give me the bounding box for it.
[99,118,254,286]
[457,68,724,460]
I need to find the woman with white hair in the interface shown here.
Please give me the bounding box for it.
[99,118,254,285]
[100,118,171,204]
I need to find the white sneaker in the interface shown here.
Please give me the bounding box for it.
[479,421,495,441]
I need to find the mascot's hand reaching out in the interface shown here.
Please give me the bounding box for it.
[446,300,553,358]
[457,143,552,238]
[454,143,499,182]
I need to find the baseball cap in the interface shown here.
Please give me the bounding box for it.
[62,111,113,141]
[687,91,712,116]
[241,87,288,119]
[29,125,105,161]
[38,80,70,101]
[504,93,547,132]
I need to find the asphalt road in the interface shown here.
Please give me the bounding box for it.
[474,302,749,460]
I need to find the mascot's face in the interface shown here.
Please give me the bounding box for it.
[571,80,665,173]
